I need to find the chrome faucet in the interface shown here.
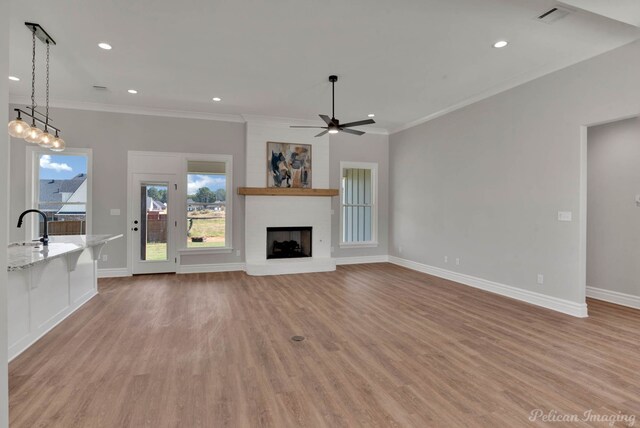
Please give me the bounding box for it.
[17,209,49,246]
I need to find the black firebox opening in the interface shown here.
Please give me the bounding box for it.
[267,227,312,259]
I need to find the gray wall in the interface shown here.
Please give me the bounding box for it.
[389,39,640,304]
[0,0,10,424]
[9,107,246,270]
[330,132,389,259]
[587,117,640,297]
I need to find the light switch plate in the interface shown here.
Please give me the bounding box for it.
[110,209,121,216]
[557,211,572,222]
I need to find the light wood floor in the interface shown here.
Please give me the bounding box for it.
[9,264,640,427]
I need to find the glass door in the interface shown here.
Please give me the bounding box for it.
[131,174,177,274]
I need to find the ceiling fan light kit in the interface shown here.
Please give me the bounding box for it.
[7,22,65,152]
[290,75,376,137]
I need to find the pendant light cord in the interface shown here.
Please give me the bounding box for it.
[45,41,50,131]
[30,28,36,126]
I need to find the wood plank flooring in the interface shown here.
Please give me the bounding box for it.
[9,263,640,427]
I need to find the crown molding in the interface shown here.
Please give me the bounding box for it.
[242,114,321,127]
[7,98,390,134]
[9,96,246,123]
[242,114,389,135]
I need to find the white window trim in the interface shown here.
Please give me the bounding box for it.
[178,153,233,254]
[25,146,93,241]
[339,161,378,248]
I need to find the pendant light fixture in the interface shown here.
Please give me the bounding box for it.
[7,111,31,138]
[8,23,64,151]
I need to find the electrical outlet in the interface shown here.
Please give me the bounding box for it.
[444,256,448,263]
[398,246,403,254]
[235,250,241,257]
[101,254,108,262]
[557,211,572,222]
[455,258,460,266]
[537,274,544,285]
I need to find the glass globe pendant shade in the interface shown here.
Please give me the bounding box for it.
[8,118,31,138]
[38,131,55,148]
[24,125,43,144]
[50,136,65,152]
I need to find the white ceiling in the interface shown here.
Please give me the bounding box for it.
[8,0,640,132]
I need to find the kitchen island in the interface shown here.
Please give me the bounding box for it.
[7,234,122,360]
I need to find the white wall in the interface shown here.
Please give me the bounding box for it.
[9,107,246,271]
[587,117,640,298]
[0,0,10,424]
[390,39,640,307]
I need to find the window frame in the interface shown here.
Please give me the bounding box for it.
[339,161,378,248]
[178,154,233,255]
[25,146,93,241]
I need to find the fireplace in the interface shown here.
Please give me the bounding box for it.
[267,227,312,259]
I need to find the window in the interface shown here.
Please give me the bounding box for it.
[340,162,378,247]
[185,159,232,249]
[27,147,92,239]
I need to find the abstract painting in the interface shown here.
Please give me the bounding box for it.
[267,142,312,188]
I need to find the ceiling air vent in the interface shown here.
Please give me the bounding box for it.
[537,6,572,24]
[92,85,108,91]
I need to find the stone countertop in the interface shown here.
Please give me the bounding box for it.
[8,234,123,272]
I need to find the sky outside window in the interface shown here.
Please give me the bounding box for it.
[39,154,87,179]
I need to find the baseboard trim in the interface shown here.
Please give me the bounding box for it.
[388,256,588,318]
[97,268,131,278]
[586,286,640,310]
[335,255,389,265]
[178,263,246,274]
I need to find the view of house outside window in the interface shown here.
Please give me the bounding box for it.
[187,161,227,248]
[37,154,88,236]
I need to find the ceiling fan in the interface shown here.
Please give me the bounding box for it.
[290,75,375,137]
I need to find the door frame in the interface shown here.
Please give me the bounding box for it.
[579,113,639,313]
[129,173,178,274]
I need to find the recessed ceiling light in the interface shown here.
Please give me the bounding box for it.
[368,113,375,118]
[493,40,508,48]
[8,76,20,81]
[212,97,222,102]
[98,42,112,50]
[127,89,138,94]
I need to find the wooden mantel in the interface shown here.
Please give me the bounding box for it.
[238,187,339,197]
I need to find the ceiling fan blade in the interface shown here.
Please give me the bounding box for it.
[340,119,376,128]
[290,126,327,129]
[319,114,333,125]
[340,128,365,136]
[315,130,329,137]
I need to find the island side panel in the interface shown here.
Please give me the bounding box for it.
[7,271,29,353]
[70,249,97,305]
[8,248,98,361]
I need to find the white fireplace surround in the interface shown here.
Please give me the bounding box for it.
[244,118,336,275]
